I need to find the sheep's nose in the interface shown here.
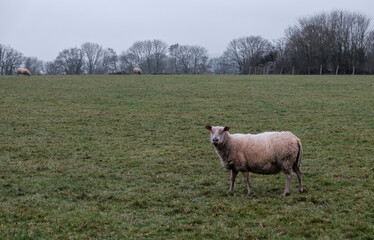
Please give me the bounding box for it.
[212,137,219,143]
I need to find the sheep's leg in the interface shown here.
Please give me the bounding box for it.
[242,171,253,195]
[293,166,303,193]
[283,172,292,196]
[229,170,238,192]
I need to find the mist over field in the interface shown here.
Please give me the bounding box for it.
[1,4,374,75]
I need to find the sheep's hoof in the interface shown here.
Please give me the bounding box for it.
[227,191,236,196]
[282,192,290,197]
[247,191,254,196]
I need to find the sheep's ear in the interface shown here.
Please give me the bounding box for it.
[205,125,212,131]
[224,126,230,131]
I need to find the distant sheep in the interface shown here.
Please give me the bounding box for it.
[17,68,31,76]
[205,126,303,196]
[133,67,142,75]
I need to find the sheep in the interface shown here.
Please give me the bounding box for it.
[17,68,31,76]
[205,125,303,196]
[133,67,142,75]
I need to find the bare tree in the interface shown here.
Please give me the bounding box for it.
[152,40,168,73]
[55,47,84,75]
[24,57,44,75]
[223,36,273,74]
[170,45,193,73]
[364,30,374,73]
[209,56,237,74]
[273,38,291,73]
[190,45,208,74]
[283,10,372,74]
[81,42,104,74]
[222,39,242,73]
[0,44,24,75]
[167,44,209,74]
[167,44,180,73]
[118,51,137,73]
[142,40,154,73]
[119,40,168,74]
[45,61,63,75]
[120,41,150,73]
[100,48,118,74]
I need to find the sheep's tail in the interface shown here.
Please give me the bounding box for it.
[296,140,303,168]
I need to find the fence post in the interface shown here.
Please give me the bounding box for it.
[292,66,295,75]
[336,65,339,75]
[320,65,323,75]
[352,66,355,75]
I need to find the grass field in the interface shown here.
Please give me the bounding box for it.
[0,74,373,239]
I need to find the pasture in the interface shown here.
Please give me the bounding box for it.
[0,74,373,239]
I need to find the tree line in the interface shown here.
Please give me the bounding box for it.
[1,10,373,75]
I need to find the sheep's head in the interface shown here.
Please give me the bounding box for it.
[205,125,230,146]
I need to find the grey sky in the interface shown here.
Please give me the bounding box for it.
[1,0,373,61]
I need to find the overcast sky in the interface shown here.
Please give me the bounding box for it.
[1,0,373,61]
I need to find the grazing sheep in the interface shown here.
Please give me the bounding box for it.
[205,125,303,196]
[133,67,142,75]
[17,68,31,76]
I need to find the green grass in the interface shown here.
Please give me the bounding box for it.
[0,74,373,239]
